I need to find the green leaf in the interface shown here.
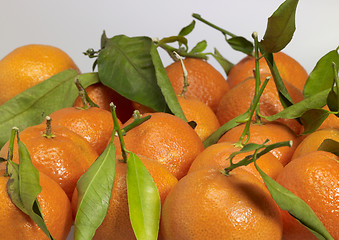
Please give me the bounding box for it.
[126,152,161,240]
[178,20,196,37]
[262,52,294,108]
[0,70,98,148]
[74,141,116,240]
[303,50,339,98]
[254,161,334,240]
[189,40,207,54]
[226,36,254,56]
[264,89,329,122]
[203,112,249,148]
[97,35,168,113]
[260,0,299,53]
[318,139,339,156]
[157,36,188,49]
[211,48,234,75]
[327,88,338,114]
[16,140,54,239]
[149,44,186,121]
[300,109,331,135]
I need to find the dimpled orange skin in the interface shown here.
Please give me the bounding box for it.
[292,128,339,160]
[72,155,178,240]
[165,58,230,112]
[48,106,118,155]
[160,168,283,240]
[0,124,98,199]
[188,141,284,182]
[0,169,73,240]
[177,95,220,141]
[73,82,135,123]
[0,44,80,105]
[218,122,300,166]
[216,76,304,134]
[276,151,339,240]
[226,51,308,91]
[114,112,205,179]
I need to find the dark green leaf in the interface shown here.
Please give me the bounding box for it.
[149,44,186,121]
[211,48,234,75]
[260,0,299,53]
[262,52,294,108]
[318,139,339,156]
[303,50,339,98]
[0,70,98,148]
[264,89,329,122]
[6,160,23,211]
[189,40,207,54]
[327,89,338,115]
[74,141,116,240]
[254,161,334,240]
[203,112,249,148]
[300,109,331,135]
[98,35,168,113]
[126,152,161,240]
[101,30,109,49]
[226,36,254,56]
[178,20,196,37]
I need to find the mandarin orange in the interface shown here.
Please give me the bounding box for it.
[188,141,284,182]
[0,168,73,240]
[114,112,204,179]
[226,51,308,91]
[165,58,230,112]
[218,122,300,166]
[72,154,178,240]
[0,44,79,105]
[177,95,220,141]
[0,122,98,199]
[216,75,304,134]
[160,167,282,240]
[276,151,339,240]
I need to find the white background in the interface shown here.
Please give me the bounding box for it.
[1,0,339,77]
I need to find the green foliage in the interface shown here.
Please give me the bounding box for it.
[126,152,161,240]
[74,141,116,240]
[0,70,98,148]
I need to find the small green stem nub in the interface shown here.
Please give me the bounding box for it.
[43,116,55,139]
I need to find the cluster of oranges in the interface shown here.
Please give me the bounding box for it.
[0,43,338,240]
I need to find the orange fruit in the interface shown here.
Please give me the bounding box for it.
[114,112,205,179]
[188,141,284,182]
[73,82,135,123]
[318,105,339,130]
[72,154,178,240]
[160,167,283,239]
[226,51,308,91]
[177,95,220,141]
[292,128,339,160]
[276,151,339,240]
[216,75,304,134]
[0,44,79,105]
[165,58,230,112]
[0,167,73,240]
[48,106,119,155]
[0,123,99,199]
[218,122,300,166]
